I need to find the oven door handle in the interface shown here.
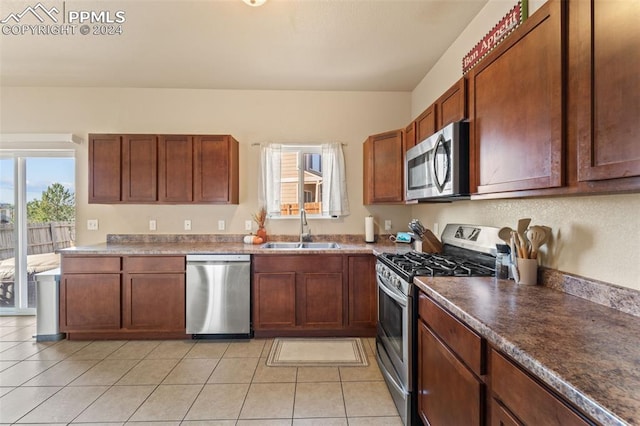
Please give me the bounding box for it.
[377,276,408,307]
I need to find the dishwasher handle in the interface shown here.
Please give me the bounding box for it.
[187,254,250,263]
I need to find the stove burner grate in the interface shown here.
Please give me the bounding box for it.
[378,250,495,280]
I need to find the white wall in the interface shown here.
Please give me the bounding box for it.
[410,0,640,290]
[0,87,413,245]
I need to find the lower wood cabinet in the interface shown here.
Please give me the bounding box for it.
[122,256,185,332]
[417,289,596,426]
[60,255,187,339]
[348,255,377,328]
[253,254,377,337]
[60,257,121,331]
[417,292,485,426]
[489,349,593,426]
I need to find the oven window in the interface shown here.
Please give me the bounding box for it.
[378,287,404,359]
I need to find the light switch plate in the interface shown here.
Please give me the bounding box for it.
[384,220,392,231]
[245,220,252,231]
[87,219,99,230]
[218,220,225,231]
[184,219,192,231]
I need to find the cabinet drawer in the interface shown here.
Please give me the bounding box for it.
[253,255,343,273]
[419,293,483,375]
[62,256,121,273]
[124,256,185,272]
[491,349,592,426]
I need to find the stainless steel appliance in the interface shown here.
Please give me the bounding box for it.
[375,223,502,425]
[186,254,252,338]
[405,121,469,201]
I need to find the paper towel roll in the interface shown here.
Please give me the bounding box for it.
[365,216,375,243]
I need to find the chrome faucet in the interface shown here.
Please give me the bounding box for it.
[300,209,311,242]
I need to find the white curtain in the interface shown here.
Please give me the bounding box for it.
[321,142,350,217]
[259,142,349,217]
[258,143,282,216]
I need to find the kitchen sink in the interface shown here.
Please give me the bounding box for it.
[299,242,340,249]
[260,242,340,249]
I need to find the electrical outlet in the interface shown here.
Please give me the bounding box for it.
[87,219,99,230]
[218,220,225,231]
[384,220,392,231]
[433,222,439,236]
[184,219,191,231]
[149,220,157,231]
[245,220,253,231]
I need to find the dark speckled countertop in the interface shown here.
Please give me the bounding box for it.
[414,276,640,426]
[57,233,409,256]
[58,241,393,255]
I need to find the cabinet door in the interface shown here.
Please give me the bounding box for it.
[89,134,122,203]
[158,135,193,202]
[418,320,483,426]
[491,399,523,426]
[253,272,296,329]
[297,272,344,328]
[575,0,640,182]
[123,273,185,331]
[348,255,377,328]
[491,349,591,426]
[416,104,436,142]
[404,121,417,151]
[469,1,564,194]
[122,134,158,202]
[363,130,405,204]
[194,135,239,203]
[437,78,467,129]
[60,273,121,331]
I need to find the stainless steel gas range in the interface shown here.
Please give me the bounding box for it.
[375,223,503,425]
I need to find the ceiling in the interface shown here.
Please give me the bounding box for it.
[0,0,488,91]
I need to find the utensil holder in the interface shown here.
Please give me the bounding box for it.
[516,258,538,285]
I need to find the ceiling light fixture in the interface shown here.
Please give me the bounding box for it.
[242,0,267,6]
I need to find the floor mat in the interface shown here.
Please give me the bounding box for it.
[266,337,369,367]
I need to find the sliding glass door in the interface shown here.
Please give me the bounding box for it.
[0,152,75,315]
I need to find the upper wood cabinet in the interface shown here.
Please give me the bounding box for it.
[468,0,565,194]
[363,129,405,204]
[194,135,239,203]
[416,104,437,143]
[573,0,640,183]
[437,78,467,130]
[404,121,417,151]
[122,134,158,202]
[158,135,194,202]
[411,77,467,151]
[89,134,122,203]
[89,133,239,204]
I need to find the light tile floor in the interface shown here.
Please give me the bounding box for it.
[0,316,402,425]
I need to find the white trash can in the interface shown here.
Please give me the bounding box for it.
[34,268,65,341]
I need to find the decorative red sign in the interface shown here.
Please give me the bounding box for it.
[462,1,525,74]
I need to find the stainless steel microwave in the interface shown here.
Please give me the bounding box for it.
[405,121,469,201]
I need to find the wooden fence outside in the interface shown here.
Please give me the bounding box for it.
[0,222,75,260]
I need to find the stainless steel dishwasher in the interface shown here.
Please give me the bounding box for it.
[186,254,252,338]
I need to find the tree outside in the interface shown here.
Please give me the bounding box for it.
[26,183,75,223]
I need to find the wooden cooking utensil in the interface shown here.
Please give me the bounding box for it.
[498,227,513,245]
[517,218,531,246]
[526,225,549,259]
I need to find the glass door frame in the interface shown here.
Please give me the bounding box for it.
[0,149,75,315]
